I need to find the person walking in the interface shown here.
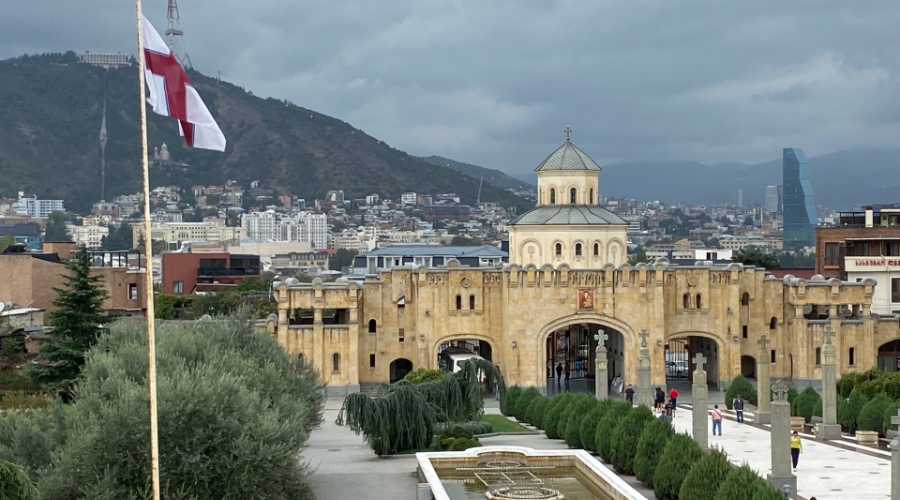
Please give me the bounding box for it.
[625,384,635,404]
[733,394,744,424]
[711,404,723,436]
[669,386,679,413]
[555,364,563,387]
[654,387,665,411]
[790,430,803,472]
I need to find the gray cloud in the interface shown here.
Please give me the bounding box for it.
[2,0,899,175]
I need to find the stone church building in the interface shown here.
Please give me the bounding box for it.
[272,138,900,395]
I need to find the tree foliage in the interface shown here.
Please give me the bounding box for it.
[724,375,757,409]
[679,447,733,500]
[838,387,869,432]
[329,248,357,271]
[653,432,704,500]
[43,212,70,242]
[595,401,631,463]
[27,245,111,395]
[501,386,522,417]
[580,399,614,452]
[732,248,780,269]
[793,386,821,422]
[0,459,40,500]
[449,235,480,246]
[0,314,325,500]
[858,392,892,434]
[403,368,449,384]
[100,223,134,250]
[713,463,780,500]
[610,405,655,474]
[336,358,505,455]
[524,395,548,429]
[563,394,598,449]
[542,393,574,440]
[633,417,676,487]
[513,387,541,422]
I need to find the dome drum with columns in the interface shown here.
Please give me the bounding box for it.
[509,131,628,268]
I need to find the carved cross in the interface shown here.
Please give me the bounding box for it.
[564,126,572,141]
[772,379,789,401]
[757,334,769,352]
[823,326,836,345]
[638,329,650,348]
[594,329,609,349]
[692,352,707,372]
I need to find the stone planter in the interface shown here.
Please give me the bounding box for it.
[790,416,806,431]
[856,430,879,446]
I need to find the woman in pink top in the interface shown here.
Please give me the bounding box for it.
[711,404,723,436]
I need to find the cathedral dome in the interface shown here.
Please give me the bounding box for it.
[534,141,602,172]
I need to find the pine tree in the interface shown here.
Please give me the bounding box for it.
[595,401,631,462]
[679,447,733,500]
[633,417,675,487]
[580,399,614,452]
[27,245,111,395]
[610,405,655,474]
[653,432,704,499]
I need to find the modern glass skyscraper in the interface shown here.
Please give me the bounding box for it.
[782,148,816,249]
[765,185,779,213]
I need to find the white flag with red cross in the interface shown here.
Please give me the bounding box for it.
[140,14,226,151]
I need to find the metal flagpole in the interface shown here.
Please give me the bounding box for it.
[134,2,162,499]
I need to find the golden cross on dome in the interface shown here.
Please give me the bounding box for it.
[564,126,572,141]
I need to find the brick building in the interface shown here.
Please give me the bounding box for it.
[161,252,261,294]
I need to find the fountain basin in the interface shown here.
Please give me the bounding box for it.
[416,446,647,500]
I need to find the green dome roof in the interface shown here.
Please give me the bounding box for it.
[510,205,626,226]
[534,141,602,172]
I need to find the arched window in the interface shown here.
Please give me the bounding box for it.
[469,295,475,310]
[849,347,855,365]
[769,317,777,330]
[741,293,750,305]
[570,188,577,204]
[332,353,340,372]
[683,293,690,309]
[589,188,594,204]
[368,319,377,333]
[297,353,304,363]
[593,243,599,256]
[555,243,562,257]
[696,294,702,309]
[815,348,821,365]
[575,243,582,256]
[549,188,556,204]
[455,295,462,310]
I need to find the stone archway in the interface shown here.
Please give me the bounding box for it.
[664,332,723,389]
[432,334,496,367]
[389,358,413,383]
[877,339,900,372]
[740,355,756,379]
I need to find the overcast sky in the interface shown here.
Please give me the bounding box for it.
[2,1,899,175]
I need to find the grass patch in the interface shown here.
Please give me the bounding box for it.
[481,414,531,433]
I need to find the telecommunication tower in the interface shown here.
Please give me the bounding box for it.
[165,0,193,69]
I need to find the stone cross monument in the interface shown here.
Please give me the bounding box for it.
[692,352,709,450]
[768,379,797,498]
[891,409,900,500]
[756,334,772,424]
[817,326,842,439]
[594,329,609,400]
[637,330,653,407]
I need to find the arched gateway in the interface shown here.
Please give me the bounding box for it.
[271,135,887,395]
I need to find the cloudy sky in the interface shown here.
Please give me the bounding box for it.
[2,1,899,175]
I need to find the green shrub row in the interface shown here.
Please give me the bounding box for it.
[434,420,493,436]
[504,386,786,499]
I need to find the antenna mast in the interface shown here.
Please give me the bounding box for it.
[165,0,193,69]
[477,174,484,206]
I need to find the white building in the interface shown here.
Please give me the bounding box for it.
[68,225,109,249]
[303,212,328,249]
[78,52,132,68]
[401,192,417,206]
[242,211,283,241]
[12,192,64,219]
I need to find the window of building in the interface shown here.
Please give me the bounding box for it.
[683,293,689,309]
[399,328,404,342]
[824,242,840,266]
[369,354,376,368]
[469,295,475,310]
[575,243,582,256]
[570,188,577,204]
[741,293,749,305]
[128,283,138,300]
[589,188,594,204]
[742,325,748,339]
[770,317,777,330]
[695,294,702,309]
[893,278,900,303]
[888,241,900,256]
[770,349,776,363]
[555,243,562,257]
[815,347,821,365]
[173,281,183,294]
[849,347,855,366]
[593,243,599,256]
[550,188,556,204]
[456,295,462,310]
[332,353,340,372]
[368,319,377,333]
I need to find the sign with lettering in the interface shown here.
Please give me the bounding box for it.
[845,257,900,272]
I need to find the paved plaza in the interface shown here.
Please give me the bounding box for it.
[305,389,894,500]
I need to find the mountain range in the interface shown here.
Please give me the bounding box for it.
[0,52,531,213]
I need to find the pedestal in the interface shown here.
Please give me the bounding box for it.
[596,353,608,401]
[757,358,771,419]
[815,423,841,440]
[766,474,797,499]
[692,371,709,451]
[756,411,771,425]
[769,398,795,496]
[891,437,900,500]
[637,347,653,408]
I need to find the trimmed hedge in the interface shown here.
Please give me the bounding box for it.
[564,395,599,448]
[501,386,523,416]
[634,416,676,487]
[838,387,869,432]
[724,375,757,409]
[714,463,783,500]
[543,393,574,439]
[538,395,564,432]
[595,401,632,463]
[679,447,732,500]
[580,399,614,452]
[513,387,541,421]
[610,405,655,474]
[793,386,821,423]
[653,432,703,500]
[858,392,892,434]
[524,395,549,428]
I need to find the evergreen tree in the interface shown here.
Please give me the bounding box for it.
[27,245,111,395]
[513,387,541,421]
[595,401,631,463]
[542,393,574,439]
[634,417,676,487]
[679,447,733,500]
[0,460,39,500]
[501,386,523,416]
[564,395,598,449]
[713,463,768,500]
[610,405,655,473]
[579,399,614,452]
[653,432,704,499]
[524,395,548,428]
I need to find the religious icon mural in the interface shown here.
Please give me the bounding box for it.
[579,289,594,310]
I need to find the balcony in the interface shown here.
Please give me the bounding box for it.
[197,266,260,277]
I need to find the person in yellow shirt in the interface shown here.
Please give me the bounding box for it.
[790,430,802,472]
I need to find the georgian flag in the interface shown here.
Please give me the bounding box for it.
[140,14,226,151]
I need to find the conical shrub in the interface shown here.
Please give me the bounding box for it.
[653,432,703,499]
[538,395,564,432]
[501,386,522,416]
[524,395,548,428]
[565,395,599,448]
[751,479,790,500]
[634,417,675,487]
[679,447,733,500]
[559,393,593,441]
[713,463,767,500]
[724,375,757,408]
[513,387,541,421]
[543,393,574,439]
[594,401,631,463]
[580,399,614,452]
[610,405,655,474]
